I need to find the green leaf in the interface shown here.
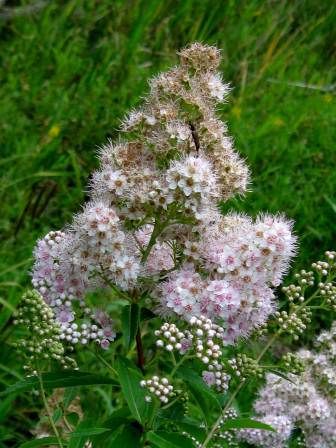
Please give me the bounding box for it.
[105,423,142,447]
[115,357,150,424]
[0,394,17,423]
[63,387,78,408]
[19,437,67,447]
[2,371,118,396]
[67,412,80,428]
[221,418,275,431]
[176,365,221,425]
[68,420,93,448]
[70,427,111,437]
[121,303,140,350]
[147,431,195,448]
[52,407,63,424]
[158,400,185,423]
[268,368,296,384]
[175,418,206,442]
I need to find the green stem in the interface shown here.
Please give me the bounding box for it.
[37,372,64,448]
[201,382,244,448]
[170,354,192,377]
[256,330,281,363]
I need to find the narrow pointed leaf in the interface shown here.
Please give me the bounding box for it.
[2,371,118,396]
[70,427,111,436]
[268,368,297,384]
[115,357,150,424]
[19,437,67,447]
[176,365,221,425]
[147,431,195,448]
[221,418,275,431]
[121,303,140,350]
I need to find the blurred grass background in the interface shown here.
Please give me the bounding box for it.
[0,0,335,341]
[0,0,335,445]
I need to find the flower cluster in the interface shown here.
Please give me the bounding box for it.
[13,290,76,373]
[140,376,174,404]
[158,213,296,343]
[32,211,124,349]
[30,43,296,349]
[165,153,220,215]
[238,323,336,447]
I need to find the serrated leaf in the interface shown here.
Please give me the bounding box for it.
[221,418,275,431]
[2,371,118,396]
[121,303,140,350]
[147,431,195,448]
[115,358,150,424]
[19,437,67,447]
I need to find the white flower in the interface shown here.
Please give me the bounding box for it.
[207,74,227,100]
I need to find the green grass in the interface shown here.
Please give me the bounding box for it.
[0,0,335,444]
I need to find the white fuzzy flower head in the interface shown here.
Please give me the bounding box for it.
[30,43,298,356]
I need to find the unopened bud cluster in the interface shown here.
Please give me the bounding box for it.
[274,308,312,339]
[59,319,114,349]
[283,269,314,304]
[155,322,192,353]
[189,316,223,363]
[155,316,231,391]
[191,316,231,392]
[282,282,305,303]
[281,352,305,374]
[13,290,76,372]
[312,260,330,276]
[295,269,314,286]
[319,281,336,310]
[140,376,174,404]
[228,354,263,381]
[312,252,336,276]
[191,316,232,391]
